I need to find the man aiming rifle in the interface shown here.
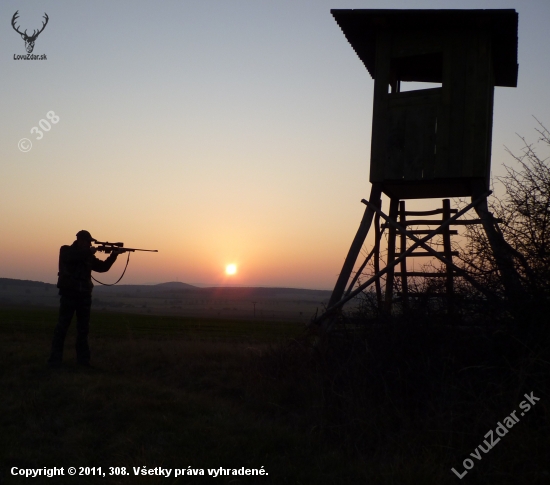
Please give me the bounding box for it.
[47,230,156,367]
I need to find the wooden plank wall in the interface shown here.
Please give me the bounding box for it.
[368,27,495,194]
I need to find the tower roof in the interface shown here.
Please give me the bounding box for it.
[331,9,518,87]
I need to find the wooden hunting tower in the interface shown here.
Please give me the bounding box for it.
[332,9,518,199]
[318,9,523,327]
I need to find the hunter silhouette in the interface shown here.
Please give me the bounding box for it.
[48,230,121,366]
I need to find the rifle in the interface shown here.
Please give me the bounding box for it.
[91,240,158,286]
[93,241,158,254]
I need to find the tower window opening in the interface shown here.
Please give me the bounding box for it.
[389,52,443,93]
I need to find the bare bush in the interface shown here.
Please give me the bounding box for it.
[461,118,550,298]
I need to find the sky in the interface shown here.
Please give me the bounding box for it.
[1,0,549,290]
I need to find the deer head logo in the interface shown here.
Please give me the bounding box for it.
[11,11,49,54]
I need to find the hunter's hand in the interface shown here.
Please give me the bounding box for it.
[90,247,98,255]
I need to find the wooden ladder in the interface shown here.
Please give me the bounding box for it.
[382,199,460,314]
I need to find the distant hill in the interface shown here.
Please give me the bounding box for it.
[153,281,197,289]
[0,278,56,289]
[0,277,330,299]
[0,278,334,321]
[94,281,198,291]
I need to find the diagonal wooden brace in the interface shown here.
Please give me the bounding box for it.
[315,191,493,328]
[327,185,382,308]
[362,193,499,304]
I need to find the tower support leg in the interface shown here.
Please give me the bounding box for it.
[384,198,399,315]
[442,199,455,314]
[374,209,383,308]
[327,184,382,308]
[471,187,524,304]
[399,201,409,312]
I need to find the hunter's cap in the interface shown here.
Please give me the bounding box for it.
[76,230,95,242]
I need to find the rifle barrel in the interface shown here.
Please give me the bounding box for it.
[94,245,158,253]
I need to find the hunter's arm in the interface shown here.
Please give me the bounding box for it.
[91,253,118,273]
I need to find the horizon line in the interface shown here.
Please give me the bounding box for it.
[0,276,332,292]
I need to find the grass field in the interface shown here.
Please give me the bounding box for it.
[1,305,549,484]
[0,306,360,484]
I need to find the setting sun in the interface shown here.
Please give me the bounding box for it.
[225,264,237,275]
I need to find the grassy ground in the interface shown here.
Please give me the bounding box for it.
[0,307,358,484]
[1,306,549,484]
